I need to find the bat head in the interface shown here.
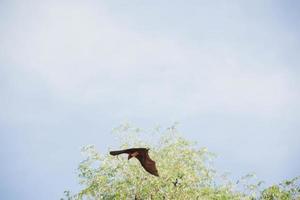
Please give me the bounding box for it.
[128,154,132,160]
[128,151,139,160]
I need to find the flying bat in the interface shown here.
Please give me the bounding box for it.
[110,148,159,177]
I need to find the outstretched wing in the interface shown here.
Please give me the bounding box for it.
[109,148,141,156]
[109,149,129,156]
[110,148,159,177]
[136,150,159,177]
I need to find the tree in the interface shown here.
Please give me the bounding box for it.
[63,123,300,200]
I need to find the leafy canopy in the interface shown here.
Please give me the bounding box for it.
[63,123,300,200]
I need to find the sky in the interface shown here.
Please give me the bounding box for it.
[0,0,300,199]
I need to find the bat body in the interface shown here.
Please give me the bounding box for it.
[110,148,159,177]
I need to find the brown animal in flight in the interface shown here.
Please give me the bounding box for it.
[109,148,159,177]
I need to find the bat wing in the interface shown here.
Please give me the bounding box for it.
[110,148,142,156]
[109,149,129,156]
[110,148,159,176]
[136,151,159,176]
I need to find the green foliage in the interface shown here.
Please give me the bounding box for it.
[261,177,300,200]
[63,124,300,200]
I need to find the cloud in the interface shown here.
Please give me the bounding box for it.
[1,0,298,120]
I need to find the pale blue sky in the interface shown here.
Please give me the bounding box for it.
[0,0,300,199]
